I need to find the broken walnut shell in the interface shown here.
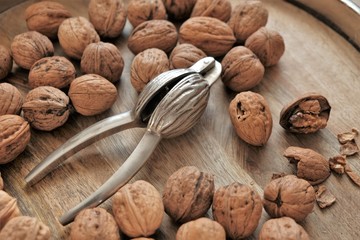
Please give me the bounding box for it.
[191,0,232,22]
[169,43,207,69]
[314,185,336,209]
[176,217,226,240]
[0,190,22,230]
[329,155,346,174]
[0,83,23,116]
[0,45,13,80]
[127,0,167,28]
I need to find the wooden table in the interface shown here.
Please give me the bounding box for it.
[1,0,360,239]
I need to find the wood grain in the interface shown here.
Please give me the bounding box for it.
[0,0,360,239]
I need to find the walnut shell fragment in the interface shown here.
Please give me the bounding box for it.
[337,128,359,156]
[191,0,232,22]
[169,43,207,69]
[0,190,22,230]
[127,0,167,28]
[0,45,13,80]
[0,83,23,115]
[344,165,360,187]
[163,0,196,20]
[284,146,331,185]
[176,217,226,240]
[329,155,346,174]
[337,128,358,144]
[314,185,336,209]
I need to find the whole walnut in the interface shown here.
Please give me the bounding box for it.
[176,217,226,240]
[245,27,285,67]
[130,48,169,92]
[169,43,207,69]
[229,91,272,146]
[81,42,124,82]
[88,0,127,38]
[0,83,23,115]
[191,0,232,22]
[10,31,54,70]
[28,56,76,89]
[0,216,50,240]
[0,45,13,80]
[221,46,264,92]
[58,16,100,59]
[112,180,164,238]
[25,1,72,38]
[127,0,167,28]
[68,74,117,116]
[163,0,196,20]
[258,217,310,240]
[179,17,236,57]
[0,190,22,230]
[0,115,31,164]
[22,86,70,131]
[163,166,214,223]
[228,0,268,43]
[212,182,262,239]
[128,20,178,55]
[263,175,316,222]
[70,207,120,240]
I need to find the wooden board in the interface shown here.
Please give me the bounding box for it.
[1,0,360,239]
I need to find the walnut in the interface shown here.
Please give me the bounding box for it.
[130,48,169,92]
[10,31,54,70]
[279,93,331,134]
[263,175,316,222]
[127,0,167,28]
[284,146,331,185]
[229,91,272,146]
[258,217,310,240]
[25,1,72,38]
[169,43,207,69]
[314,185,336,209]
[81,42,124,83]
[212,182,262,239]
[28,56,76,89]
[163,166,214,223]
[245,27,285,67]
[228,0,268,43]
[88,0,127,38]
[70,207,120,240]
[179,16,236,57]
[68,74,117,116]
[112,180,164,238]
[0,83,23,115]
[0,216,50,240]
[128,20,178,55]
[191,0,232,22]
[0,115,31,164]
[58,16,100,59]
[22,86,70,131]
[0,45,13,80]
[221,46,264,92]
[163,0,196,20]
[0,190,22,230]
[176,217,226,240]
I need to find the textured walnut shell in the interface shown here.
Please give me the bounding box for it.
[179,17,235,57]
[127,0,167,28]
[212,182,262,239]
[0,190,22,230]
[263,175,316,222]
[191,0,232,22]
[0,115,30,164]
[176,217,226,240]
[0,83,23,115]
[128,20,178,54]
[81,42,124,82]
[169,43,207,69]
[228,0,268,43]
[279,93,331,134]
[58,17,100,59]
[164,0,196,20]
[22,86,70,131]
[229,91,272,146]
[258,217,310,240]
[10,31,54,70]
[130,48,169,92]
[70,207,120,240]
[88,0,127,38]
[25,1,72,38]
[163,166,214,223]
[0,216,50,240]
[221,46,264,92]
[0,45,13,80]
[68,74,117,116]
[245,27,285,67]
[112,180,164,237]
[284,146,331,185]
[28,56,76,89]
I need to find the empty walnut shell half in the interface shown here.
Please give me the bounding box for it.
[169,43,207,69]
[127,0,167,28]
[163,0,196,20]
[0,83,23,116]
[279,93,331,134]
[0,190,22,230]
[176,217,226,240]
[191,0,232,22]
[263,175,316,222]
[0,45,13,80]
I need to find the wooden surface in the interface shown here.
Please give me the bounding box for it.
[1,0,360,239]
